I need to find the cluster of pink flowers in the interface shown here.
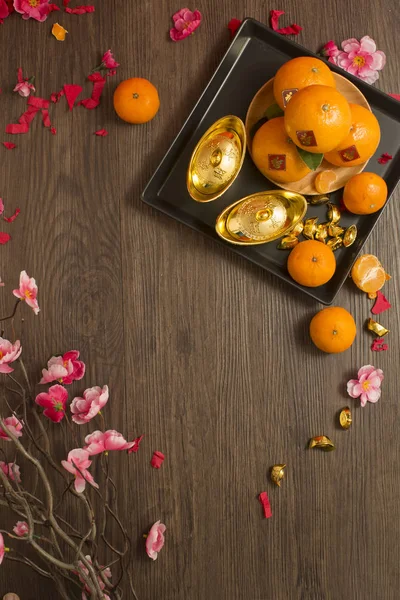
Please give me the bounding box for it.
[170,8,202,41]
[347,365,384,407]
[78,554,112,599]
[40,350,85,385]
[321,36,386,84]
[0,416,23,441]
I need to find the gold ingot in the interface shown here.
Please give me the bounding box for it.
[315,223,328,243]
[187,116,246,202]
[343,224,357,247]
[308,435,335,451]
[215,190,307,246]
[303,217,318,240]
[328,223,344,237]
[271,464,286,486]
[326,236,343,251]
[291,221,304,237]
[308,194,330,206]
[278,235,299,250]
[339,407,352,430]
[367,318,389,337]
[327,203,341,224]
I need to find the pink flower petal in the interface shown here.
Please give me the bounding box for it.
[65,5,95,14]
[94,129,108,136]
[366,388,381,403]
[337,53,353,68]
[369,50,386,71]
[357,365,375,380]
[360,35,377,54]
[341,38,360,53]
[360,393,368,407]
[0,232,11,244]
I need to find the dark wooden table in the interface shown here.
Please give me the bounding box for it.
[1,1,399,598]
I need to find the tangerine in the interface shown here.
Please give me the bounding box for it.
[314,170,337,193]
[273,57,336,110]
[310,306,356,353]
[252,117,311,183]
[284,85,352,154]
[324,104,381,167]
[343,172,387,214]
[351,254,388,297]
[113,78,160,124]
[287,240,336,287]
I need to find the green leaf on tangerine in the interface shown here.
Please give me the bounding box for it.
[296,147,324,171]
[250,117,268,140]
[264,103,284,120]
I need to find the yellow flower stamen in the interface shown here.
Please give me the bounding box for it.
[29,0,39,6]
[353,55,366,67]
[362,381,370,391]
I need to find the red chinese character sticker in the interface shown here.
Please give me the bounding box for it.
[281,88,298,107]
[339,145,360,162]
[268,154,286,170]
[296,130,317,147]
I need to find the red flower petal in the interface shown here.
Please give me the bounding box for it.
[63,84,83,110]
[48,3,60,11]
[371,338,388,352]
[65,5,95,14]
[51,90,64,103]
[79,76,106,110]
[151,450,165,469]
[128,434,144,454]
[3,207,20,223]
[94,129,108,136]
[270,9,302,35]
[389,94,400,101]
[259,491,272,518]
[0,232,11,244]
[371,290,391,315]
[5,123,29,134]
[2,142,16,149]
[51,127,57,135]
[28,96,50,109]
[17,67,23,84]
[377,152,393,165]
[228,18,242,38]
[63,0,70,5]
[0,199,4,215]
[42,109,51,128]
[19,105,39,126]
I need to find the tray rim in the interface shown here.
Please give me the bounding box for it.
[142,17,400,305]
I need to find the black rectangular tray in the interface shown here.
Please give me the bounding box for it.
[142,18,400,304]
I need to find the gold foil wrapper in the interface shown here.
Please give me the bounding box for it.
[278,235,299,250]
[327,236,343,251]
[315,223,328,243]
[308,435,335,451]
[328,224,344,237]
[339,407,352,430]
[308,194,330,206]
[343,224,357,247]
[367,318,389,337]
[291,221,304,237]
[303,217,318,240]
[327,203,341,224]
[271,464,286,486]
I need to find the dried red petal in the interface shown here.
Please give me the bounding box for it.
[63,84,83,110]
[2,142,16,149]
[150,450,165,469]
[79,75,106,110]
[270,9,302,35]
[19,105,39,126]
[51,90,64,103]
[94,129,108,136]
[259,491,272,518]
[389,94,400,101]
[371,290,391,315]
[28,96,50,109]
[377,152,393,165]
[371,338,388,352]
[0,232,11,244]
[17,67,23,84]
[3,208,20,223]
[128,434,144,454]
[42,109,51,128]
[63,0,70,5]
[228,18,242,38]
[48,3,60,11]
[51,127,57,135]
[65,5,95,14]
[0,199,4,215]
[5,123,29,134]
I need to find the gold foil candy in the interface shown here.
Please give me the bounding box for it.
[271,464,286,486]
[278,235,299,250]
[327,203,341,224]
[315,223,328,243]
[291,221,304,237]
[328,223,344,237]
[343,224,357,247]
[367,318,389,337]
[303,217,318,239]
[308,435,335,451]
[308,194,330,206]
[326,236,343,251]
[339,407,352,430]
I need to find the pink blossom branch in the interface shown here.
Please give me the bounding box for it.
[0,299,20,322]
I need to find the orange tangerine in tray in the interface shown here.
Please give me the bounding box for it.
[343,172,387,214]
[252,117,311,183]
[351,254,390,298]
[273,56,336,110]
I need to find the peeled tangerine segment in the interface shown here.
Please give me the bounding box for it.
[315,170,337,193]
[351,254,387,294]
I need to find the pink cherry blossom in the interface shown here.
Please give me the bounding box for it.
[13,521,29,537]
[78,554,112,596]
[347,365,384,407]
[102,49,120,70]
[13,81,35,97]
[0,338,22,374]
[70,385,109,425]
[170,8,202,42]
[13,0,51,22]
[35,385,68,423]
[146,520,166,560]
[0,416,23,441]
[320,40,340,64]
[0,461,21,482]
[337,36,386,84]
[0,533,6,564]
[0,0,10,19]
[39,350,85,385]
[61,449,99,493]
[13,270,39,315]
[84,430,135,456]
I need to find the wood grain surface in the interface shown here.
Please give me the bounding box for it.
[0,0,399,598]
